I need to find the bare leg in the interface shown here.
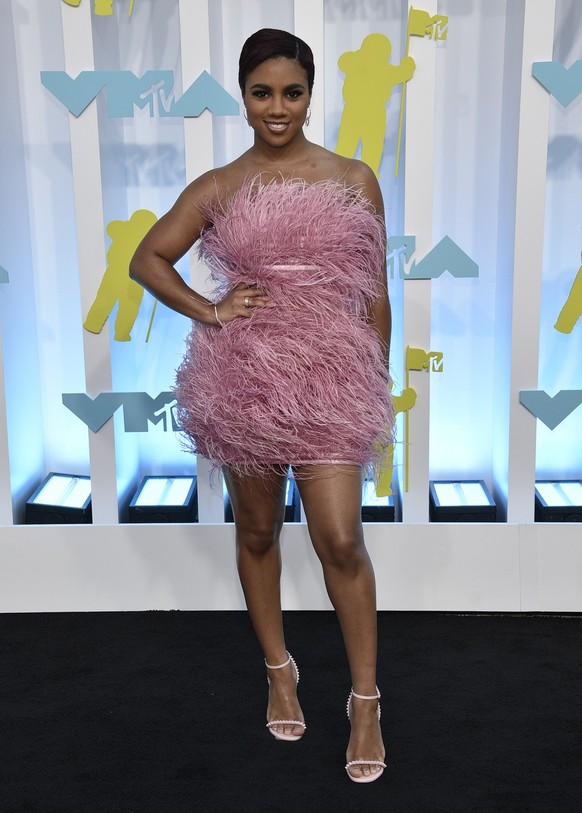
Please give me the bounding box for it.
[224,467,305,738]
[295,465,384,778]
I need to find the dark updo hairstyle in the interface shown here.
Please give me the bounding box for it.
[238,28,315,95]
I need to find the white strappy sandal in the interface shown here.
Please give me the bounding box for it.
[265,652,306,742]
[345,687,386,783]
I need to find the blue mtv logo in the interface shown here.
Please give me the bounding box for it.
[532,60,582,107]
[41,70,239,117]
[62,391,180,432]
[386,235,479,279]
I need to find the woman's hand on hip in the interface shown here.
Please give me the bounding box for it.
[213,284,273,325]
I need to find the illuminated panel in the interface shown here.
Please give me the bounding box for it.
[128,475,197,523]
[32,474,91,509]
[429,480,496,522]
[535,480,582,522]
[25,473,92,524]
[433,481,492,508]
[133,476,195,507]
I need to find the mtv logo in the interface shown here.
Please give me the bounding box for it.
[62,391,180,432]
[41,70,239,118]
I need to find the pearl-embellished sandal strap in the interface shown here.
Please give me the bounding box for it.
[266,719,306,729]
[346,759,386,768]
[351,686,380,701]
[265,651,291,670]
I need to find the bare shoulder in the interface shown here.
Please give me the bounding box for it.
[309,148,384,212]
[342,159,384,213]
[178,166,232,213]
[181,153,276,209]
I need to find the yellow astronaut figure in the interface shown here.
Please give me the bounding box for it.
[375,387,418,497]
[84,209,157,342]
[94,0,114,12]
[554,254,582,334]
[62,1,121,15]
[335,33,415,176]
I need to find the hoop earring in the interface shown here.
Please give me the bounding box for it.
[305,107,311,127]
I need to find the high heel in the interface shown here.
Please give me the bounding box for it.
[265,652,306,741]
[345,687,386,783]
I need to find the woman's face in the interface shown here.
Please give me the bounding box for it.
[243,57,311,148]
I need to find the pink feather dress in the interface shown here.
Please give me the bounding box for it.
[174,178,394,477]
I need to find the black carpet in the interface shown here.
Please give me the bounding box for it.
[1,611,581,812]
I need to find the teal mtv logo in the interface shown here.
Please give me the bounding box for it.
[520,390,582,430]
[386,235,479,279]
[41,70,239,117]
[63,391,179,432]
[532,60,582,107]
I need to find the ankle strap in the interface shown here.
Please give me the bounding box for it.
[351,686,380,701]
[265,651,291,670]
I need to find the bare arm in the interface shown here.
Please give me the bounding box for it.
[368,265,391,367]
[129,171,270,325]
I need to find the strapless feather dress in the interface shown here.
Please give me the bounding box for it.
[174,178,394,477]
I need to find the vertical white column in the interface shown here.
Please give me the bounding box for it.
[492,1,525,520]
[0,2,13,525]
[507,0,555,523]
[0,335,12,525]
[401,0,437,523]
[61,1,118,524]
[294,0,325,146]
[178,0,224,522]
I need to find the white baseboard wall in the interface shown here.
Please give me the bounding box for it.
[1,522,580,613]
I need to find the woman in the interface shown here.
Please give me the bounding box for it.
[130,28,394,783]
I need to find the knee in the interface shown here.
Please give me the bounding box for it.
[314,528,367,572]
[235,515,282,556]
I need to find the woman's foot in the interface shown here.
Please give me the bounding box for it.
[345,690,386,782]
[265,653,306,741]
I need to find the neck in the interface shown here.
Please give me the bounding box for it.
[250,131,312,164]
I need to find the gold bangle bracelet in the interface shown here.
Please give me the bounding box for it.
[214,303,225,328]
